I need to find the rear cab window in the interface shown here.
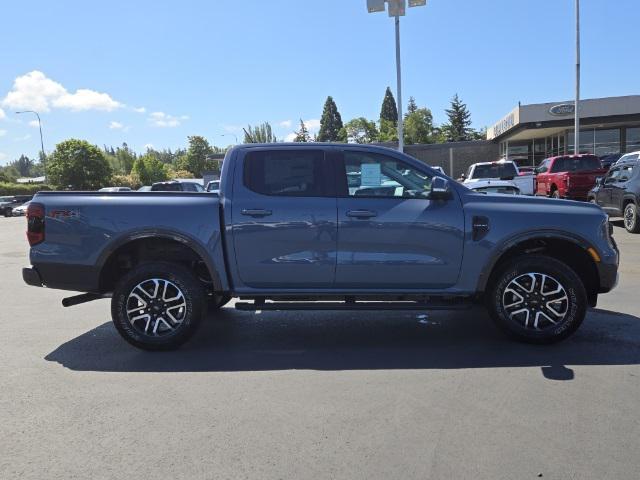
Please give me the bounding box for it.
[471,163,517,179]
[243,149,333,197]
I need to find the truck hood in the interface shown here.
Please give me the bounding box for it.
[462,189,605,217]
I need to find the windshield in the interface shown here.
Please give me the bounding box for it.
[551,156,601,172]
[471,163,517,179]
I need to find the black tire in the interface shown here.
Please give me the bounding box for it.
[3,207,12,217]
[551,190,561,199]
[623,203,640,233]
[209,293,232,311]
[111,262,206,350]
[486,255,587,344]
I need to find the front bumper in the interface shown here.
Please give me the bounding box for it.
[597,262,619,294]
[22,267,43,287]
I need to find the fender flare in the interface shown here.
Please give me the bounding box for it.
[476,229,597,293]
[95,228,224,292]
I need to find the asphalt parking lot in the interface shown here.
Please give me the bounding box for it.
[1,216,639,480]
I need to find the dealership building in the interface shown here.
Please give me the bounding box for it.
[486,95,640,166]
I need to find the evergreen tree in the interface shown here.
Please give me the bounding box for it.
[380,87,398,126]
[442,94,473,142]
[406,96,418,116]
[293,119,311,142]
[317,96,345,142]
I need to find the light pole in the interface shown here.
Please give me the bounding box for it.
[219,133,238,144]
[574,0,580,155]
[16,110,46,179]
[367,0,426,152]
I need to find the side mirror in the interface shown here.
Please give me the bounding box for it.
[459,173,466,180]
[596,177,604,186]
[430,176,452,201]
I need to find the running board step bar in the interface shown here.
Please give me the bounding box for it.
[235,300,472,311]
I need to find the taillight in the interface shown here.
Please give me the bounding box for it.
[26,202,45,246]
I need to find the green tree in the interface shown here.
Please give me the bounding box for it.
[293,119,311,142]
[11,155,34,177]
[404,107,434,145]
[406,96,418,115]
[47,139,112,189]
[177,135,214,176]
[243,122,278,143]
[442,94,473,142]
[344,117,379,144]
[378,118,398,142]
[132,154,169,185]
[380,87,398,126]
[317,96,345,142]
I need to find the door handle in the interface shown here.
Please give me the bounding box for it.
[241,208,272,217]
[346,209,377,219]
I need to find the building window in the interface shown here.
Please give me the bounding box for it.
[594,129,621,157]
[627,127,640,153]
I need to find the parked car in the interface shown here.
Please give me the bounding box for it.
[0,195,33,217]
[11,201,31,216]
[612,151,640,167]
[99,187,132,192]
[23,144,618,350]
[467,180,520,195]
[535,154,607,200]
[151,180,205,192]
[205,180,220,192]
[462,160,534,195]
[588,155,640,233]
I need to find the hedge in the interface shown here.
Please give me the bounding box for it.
[0,183,53,196]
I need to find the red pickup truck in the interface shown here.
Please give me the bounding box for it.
[535,154,607,201]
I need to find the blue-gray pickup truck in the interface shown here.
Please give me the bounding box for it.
[23,144,619,350]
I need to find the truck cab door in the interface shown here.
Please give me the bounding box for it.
[229,148,337,289]
[610,166,633,215]
[600,167,620,212]
[333,149,464,289]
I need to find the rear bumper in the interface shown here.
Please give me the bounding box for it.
[23,267,43,287]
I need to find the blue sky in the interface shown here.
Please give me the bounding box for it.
[1,0,638,164]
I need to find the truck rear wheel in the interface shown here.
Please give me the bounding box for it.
[486,255,587,344]
[111,262,206,350]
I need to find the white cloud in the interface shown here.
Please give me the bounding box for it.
[109,121,124,130]
[285,132,297,142]
[0,108,5,120]
[223,124,243,133]
[305,118,321,130]
[149,111,186,128]
[1,71,122,113]
[28,120,39,128]
[133,106,146,113]
[279,120,292,128]
[14,134,31,141]
[0,129,6,137]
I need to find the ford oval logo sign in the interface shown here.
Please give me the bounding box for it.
[549,103,575,116]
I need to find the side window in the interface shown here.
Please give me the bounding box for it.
[604,168,621,184]
[244,150,328,197]
[537,160,549,173]
[618,166,634,182]
[344,151,432,198]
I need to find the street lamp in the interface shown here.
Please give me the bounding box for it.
[219,133,238,144]
[367,0,427,152]
[15,110,46,179]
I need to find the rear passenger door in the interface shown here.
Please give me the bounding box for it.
[610,165,634,215]
[230,148,337,289]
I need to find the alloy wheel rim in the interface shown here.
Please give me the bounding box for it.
[624,206,635,230]
[126,278,187,337]
[502,272,569,330]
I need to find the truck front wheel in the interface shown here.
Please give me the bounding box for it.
[624,203,640,233]
[111,262,206,350]
[486,255,587,344]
